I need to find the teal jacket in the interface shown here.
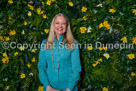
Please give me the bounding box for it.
[38,35,81,91]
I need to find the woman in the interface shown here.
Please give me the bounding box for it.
[38,13,81,91]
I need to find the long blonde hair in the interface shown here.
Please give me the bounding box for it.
[45,13,75,50]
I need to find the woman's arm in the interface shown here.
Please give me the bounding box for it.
[66,41,82,90]
[38,40,50,88]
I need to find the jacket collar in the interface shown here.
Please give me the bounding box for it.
[54,34,64,43]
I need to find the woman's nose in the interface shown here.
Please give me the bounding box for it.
[59,23,62,27]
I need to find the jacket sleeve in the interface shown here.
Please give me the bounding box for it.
[38,40,50,88]
[66,41,82,90]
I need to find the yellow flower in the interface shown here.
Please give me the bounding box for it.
[102,87,108,91]
[6,59,9,63]
[83,16,87,21]
[20,46,25,51]
[20,73,26,79]
[3,78,8,81]
[42,2,45,5]
[80,30,85,33]
[92,63,97,67]
[32,57,36,62]
[14,52,18,56]
[5,86,9,90]
[99,47,103,51]
[51,0,55,2]
[131,72,136,76]
[28,4,34,10]
[36,9,44,15]
[27,4,31,7]
[103,21,109,26]
[5,55,9,59]
[132,9,136,15]
[81,6,87,12]
[2,56,9,63]
[103,21,110,30]
[27,63,31,68]
[44,29,49,33]
[69,2,73,7]
[99,23,103,29]
[105,24,110,30]
[103,53,110,59]
[98,58,103,62]
[46,1,51,6]
[42,11,45,14]
[95,61,100,65]
[132,37,136,45]
[28,12,32,16]
[43,14,47,19]
[8,16,12,20]
[37,8,41,15]
[103,47,107,51]
[32,49,36,52]
[0,36,3,40]
[88,46,93,50]
[127,53,135,60]
[9,30,16,35]
[41,11,44,14]
[24,21,27,25]
[2,58,6,63]
[121,37,127,43]
[12,30,16,35]
[5,37,9,41]
[38,86,43,91]
[3,52,8,57]
[8,0,13,4]
[80,27,87,31]
[80,27,87,33]
[21,30,25,35]
[97,4,102,7]
[3,52,7,57]
[6,58,9,63]
[30,6,34,10]
[109,9,116,13]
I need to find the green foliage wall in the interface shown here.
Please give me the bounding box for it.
[0,0,136,91]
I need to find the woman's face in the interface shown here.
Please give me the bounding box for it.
[54,16,67,36]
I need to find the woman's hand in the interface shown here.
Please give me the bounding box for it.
[50,88,60,91]
[46,86,60,91]
[65,88,71,91]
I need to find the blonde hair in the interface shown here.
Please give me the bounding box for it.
[45,13,75,50]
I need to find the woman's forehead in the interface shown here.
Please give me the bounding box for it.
[54,16,66,21]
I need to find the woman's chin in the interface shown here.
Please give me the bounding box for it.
[55,32,65,35]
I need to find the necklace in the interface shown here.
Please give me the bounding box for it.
[51,38,64,72]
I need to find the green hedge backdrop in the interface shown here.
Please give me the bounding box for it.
[0,0,136,91]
